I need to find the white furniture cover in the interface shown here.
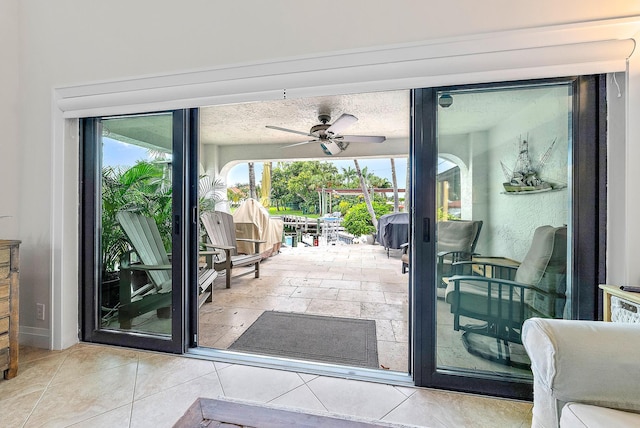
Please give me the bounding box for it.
[522,318,640,427]
[232,199,283,259]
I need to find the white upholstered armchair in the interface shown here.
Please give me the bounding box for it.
[522,318,640,427]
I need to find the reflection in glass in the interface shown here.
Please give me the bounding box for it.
[435,84,571,379]
[99,113,174,336]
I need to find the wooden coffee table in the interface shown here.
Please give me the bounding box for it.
[174,398,398,428]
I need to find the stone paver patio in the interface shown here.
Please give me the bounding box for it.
[198,242,410,371]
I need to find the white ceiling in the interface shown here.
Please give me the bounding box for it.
[198,87,556,148]
[199,90,411,147]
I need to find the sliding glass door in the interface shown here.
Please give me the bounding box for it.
[411,77,605,398]
[81,110,198,353]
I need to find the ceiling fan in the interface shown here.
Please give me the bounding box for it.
[266,113,386,156]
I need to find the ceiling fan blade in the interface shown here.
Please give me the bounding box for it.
[281,139,319,148]
[339,135,386,143]
[266,125,313,137]
[326,114,358,135]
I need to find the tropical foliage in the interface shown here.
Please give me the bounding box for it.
[267,161,391,214]
[101,161,172,275]
[269,161,340,213]
[101,161,224,276]
[342,202,390,237]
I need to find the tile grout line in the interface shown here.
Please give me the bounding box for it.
[127,352,143,428]
[294,373,330,412]
[377,388,414,423]
[21,348,71,428]
[213,360,228,398]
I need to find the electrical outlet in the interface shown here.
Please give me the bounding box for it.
[36,303,45,321]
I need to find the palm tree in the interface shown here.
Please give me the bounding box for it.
[198,174,226,213]
[390,158,399,212]
[353,159,378,229]
[260,162,272,207]
[248,162,257,200]
[341,166,358,188]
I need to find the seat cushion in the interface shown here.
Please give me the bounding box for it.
[438,221,475,254]
[514,225,566,289]
[561,403,640,428]
[514,225,567,318]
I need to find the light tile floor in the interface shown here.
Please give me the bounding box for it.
[1,243,534,427]
[0,343,533,427]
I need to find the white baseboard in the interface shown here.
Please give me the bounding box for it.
[19,326,51,349]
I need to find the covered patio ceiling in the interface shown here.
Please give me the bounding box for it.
[199,87,548,148]
[199,91,411,148]
[101,87,556,163]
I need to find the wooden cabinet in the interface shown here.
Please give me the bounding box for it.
[0,240,20,379]
[599,284,640,323]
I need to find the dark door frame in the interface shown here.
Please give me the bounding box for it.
[410,76,606,399]
[79,109,198,354]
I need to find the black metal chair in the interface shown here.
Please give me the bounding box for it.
[445,225,567,367]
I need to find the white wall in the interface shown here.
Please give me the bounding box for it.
[485,86,570,260]
[0,0,20,238]
[6,1,640,348]
[607,72,627,285]
[438,86,569,261]
[439,134,475,220]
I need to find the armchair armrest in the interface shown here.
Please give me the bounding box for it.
[203,243,233,264]
[126,263,172,271]
[199,250,221,256]
[204,243,235,251]
[522,318,640,427]
[451,260,518,279]
[437,250,470,258]
[437,250,476,266]
[236,238,266,254]
[200,249,221,269]
[452,260,517,269]
[449,274,525,288]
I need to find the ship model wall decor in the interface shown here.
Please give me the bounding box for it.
[500,135,563,194]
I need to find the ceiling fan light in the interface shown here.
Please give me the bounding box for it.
[320,141,342,156]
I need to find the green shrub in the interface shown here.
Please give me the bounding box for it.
[342,202,390,236]
[337,200,353,216]
[438,206,459,221]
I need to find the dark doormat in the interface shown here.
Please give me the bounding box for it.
[174,398,406,427]
[229,311,379,368]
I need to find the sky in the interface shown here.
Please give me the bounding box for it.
[102,138,151,167]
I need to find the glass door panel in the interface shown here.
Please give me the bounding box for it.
[434,84,572,379]
[99,113,175,336]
